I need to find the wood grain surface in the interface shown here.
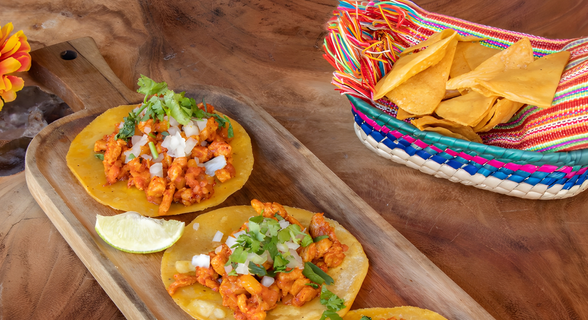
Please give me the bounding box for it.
[1,0,588,319]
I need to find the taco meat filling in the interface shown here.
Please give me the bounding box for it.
[94,101,235,215]
[167,200,349,320]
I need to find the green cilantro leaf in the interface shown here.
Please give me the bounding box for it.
[137,75,168,103]
[360,316,372,320]
[314,235,329,242]
[301,234,313,247]
[320,310,343,320]
[320,286,346,312]
[303,262,334,285]
[248,261,267,277]
[94,153,104,161]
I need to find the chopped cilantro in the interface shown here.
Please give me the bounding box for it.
[360,316,372,320]
[248,261,267,277]
[314,235,329,242]
[94,153,104,161]
[319,286,346,320]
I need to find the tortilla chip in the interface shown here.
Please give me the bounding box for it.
[374,32,459,100]
[386,38,458,115]
[435,91,498,127]
[396,107,416,120]
[161,205,369,320]
[400,29,457,56]
[66,105,254,217]
[474,99,524,132]
[412,116,482,143]
[462,43,501,70]
[343,307,448,320]
[474,50,570,108]
[446,38,535,90]
[458,35,488,42]
[443,89,461,100]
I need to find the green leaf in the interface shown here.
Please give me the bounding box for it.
[249,215,264,224]
[128,153,136,161]
[314,235,329,242]
[301,234,313,247]
[266,237,279,260]
[303,262,325,285]
[360,316,372,320]
[320,286,345,311]
[248,261,267,277]
[304,262,334,285]
[94,153,104,161]
[274,213,284,221]
[165,91,191,125]
[305,282,319,289]
[115,112,138,141]
[137,75,168,103]
[320,310,343,320]
[273,254,289,270]
[229,247,248,264]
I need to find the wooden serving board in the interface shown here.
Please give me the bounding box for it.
[25,38,493,320]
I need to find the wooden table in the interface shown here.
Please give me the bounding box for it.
[2,0,588,319]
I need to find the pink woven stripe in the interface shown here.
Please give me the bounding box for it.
[579,167,588,175]
[472,156,488,165]
[504,163,522,171]
[458,152,473,161]
[430,145,443,153]
[403,135,416,143]
[414,140,428,149]
[445,149,458,157]
[487,159,505,168]
[538,164,559,172]
[520,164,538,173]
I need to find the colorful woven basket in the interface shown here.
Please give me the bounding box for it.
[323,0,588,199]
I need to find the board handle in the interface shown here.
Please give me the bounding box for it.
[28,37,143,113]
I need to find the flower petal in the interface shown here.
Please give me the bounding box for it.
[0,57,21,75]
[0,23,14,46]
[6,75,24,92]
[1,88,17,103]
[15,31,30,53]
[1,33,21,55]
[11,52,31,72]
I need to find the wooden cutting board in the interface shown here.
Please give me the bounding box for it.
[25,37,494,320]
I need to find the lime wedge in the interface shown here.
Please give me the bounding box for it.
[95,212,185,254]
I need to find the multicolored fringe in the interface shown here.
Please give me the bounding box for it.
[323,0,588,153]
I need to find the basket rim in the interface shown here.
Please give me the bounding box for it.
[349,95,588,167]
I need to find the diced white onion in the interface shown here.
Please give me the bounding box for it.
[233,230,246,238]
[201,140,208,147]
[225,236,237,251]
[191,254,210,268]
[153,153,164,163]
[166,115,179,127]
[215,245,223,254]
[203,155,227,176]
[224,265,233,275]
[149,162,163,178]
[193,222,200,231]
[123,150,136,163]
[195,118,208,131]
[183,121,200,137]
[175,260,193,274]
[212,231,224,242]
[261,276,275,287]
[277,243,289,253]
[235,263,249,275]
[144,126,151,134]
[132,135,143,146]
[184,137,198,155]
[247,252,267,265]
[285,241,300,250]
[161,130,186,158]
[278,220,290,229]
[118,122,124,129]
[168,126,180,136]
[286,250,303,269]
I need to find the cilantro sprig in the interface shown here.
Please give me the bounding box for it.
[360,316,372,320]
[115,75,234,141]
[319,286,346,320]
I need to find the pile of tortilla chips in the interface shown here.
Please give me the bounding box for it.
[373,29,570,144]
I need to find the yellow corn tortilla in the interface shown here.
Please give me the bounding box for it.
[66,104,254,217]
[446,37,535,90]
[387,37,458,115]
[474,50,570,108]
[450,42,501,78]
[374,31,459,100]
[161,205,369,320]
[435,91,497,127]
[474,98,524,132]
[343,307,448,320]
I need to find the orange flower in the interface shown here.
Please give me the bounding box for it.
[0,22,31,111]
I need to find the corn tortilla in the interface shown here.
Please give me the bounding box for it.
[161,205,369,320]
[66,104,254,217]
[343,307,448,320]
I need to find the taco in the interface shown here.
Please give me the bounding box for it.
[66,76,253,217]
[161,200,369,320]
[343,307,448,320]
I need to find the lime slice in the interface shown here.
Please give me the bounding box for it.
[95,212,185,254]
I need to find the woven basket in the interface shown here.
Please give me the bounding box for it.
[324,0,588,199]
